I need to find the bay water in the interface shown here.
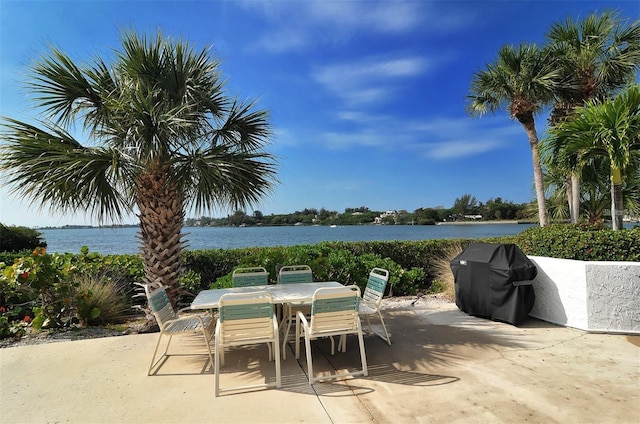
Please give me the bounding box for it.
[39,223,539,255]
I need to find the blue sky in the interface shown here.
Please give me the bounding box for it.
[1,0,638,227]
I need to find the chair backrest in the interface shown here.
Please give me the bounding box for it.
[146,285,177,327]
[310,286,361,334]
[362,268,390,307]
[278,265,313,284]
[218,292,275,343]
[232,266,269,287]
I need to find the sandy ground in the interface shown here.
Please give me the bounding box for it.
[1,296,639,424]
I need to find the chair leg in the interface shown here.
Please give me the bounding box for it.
[282,310,293,360]
[358,329,368,377]
[365,313,373,334]
[376,311,391,345]
[273,335,282,388]
[202,329,215,372]
[337,334,349,352]
[304,331,314,385]
[148,332,166,375]
[214,339,221,397]
[295,314,301,359]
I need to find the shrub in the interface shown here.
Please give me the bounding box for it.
[208,244,427,295]
[0,247,76,330]
[513,225,640,261]
[429,242,466,301]
[74,272,135,326]
[0,224,46,252]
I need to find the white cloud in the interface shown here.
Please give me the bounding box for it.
[306,0,421,34]
[313,56,430,106]
[243,0,472,54]
[311,112,521,160]
[423,139,506,159]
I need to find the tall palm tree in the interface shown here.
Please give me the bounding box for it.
[550,85,640,230]
[545,10,640,223]
[542,152,640,225]
[468,43,559,227]
[1,30,277,304]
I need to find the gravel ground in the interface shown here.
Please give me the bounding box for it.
[0,294,452,348]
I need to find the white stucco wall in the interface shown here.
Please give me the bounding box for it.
[585,262,640,333]
[528,256,588,329]
[527,256,640,333]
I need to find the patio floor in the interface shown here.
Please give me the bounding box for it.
[1,301,638,423]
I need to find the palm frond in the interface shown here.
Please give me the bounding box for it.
[173,146,278,214]
[1,118,132,223]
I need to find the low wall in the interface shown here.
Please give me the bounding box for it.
[527,256,640,333]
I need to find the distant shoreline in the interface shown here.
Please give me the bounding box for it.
[36,221,534,229]
[437,220,535,226]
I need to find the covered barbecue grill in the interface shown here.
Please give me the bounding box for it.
[450,243,537,325]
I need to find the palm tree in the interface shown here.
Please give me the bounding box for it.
[468,44,559,226]
[1,30,277,304]
[452,193,479,218]
[549,85,640,230]
[545,10,640,223]
[542,152,640,225]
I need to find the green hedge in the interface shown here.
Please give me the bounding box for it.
[184,243,427,296]
[512,225,640,261]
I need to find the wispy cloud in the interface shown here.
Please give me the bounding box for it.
[313,55,431,106]
[244,0,472,53]
[423,139,506,159]
[314,112,522,160]
[306,0,421,34]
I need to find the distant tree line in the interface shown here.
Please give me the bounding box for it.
[184,195,535,227]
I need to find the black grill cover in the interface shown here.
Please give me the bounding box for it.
[450,243,537,325]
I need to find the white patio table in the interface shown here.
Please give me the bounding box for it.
[190,281,344,310]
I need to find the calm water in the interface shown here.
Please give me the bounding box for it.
[39,223,540,255]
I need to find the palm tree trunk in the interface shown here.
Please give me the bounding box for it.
[520,119,548,227]
[565,176,573,222]
[136,165,186,306]
[571,174,581,224]
[610,168,624,230]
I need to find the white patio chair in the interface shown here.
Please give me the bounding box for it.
[232,266,269,287]
[359,267,392,345]
[145,284,215,376]
[277,264,313,284]
[278,264,313,359]
[295,286,368,385]
[215,291,281,396]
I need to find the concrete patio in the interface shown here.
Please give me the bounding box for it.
[1,300,639,423]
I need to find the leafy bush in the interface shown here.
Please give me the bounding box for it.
[0,224,47,252]
[513,225,640,261]
[0,247,142,337]
[183,248,249,287]
[0,247,76,330]
[207,244,427,295]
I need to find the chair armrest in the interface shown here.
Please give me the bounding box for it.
[214,318,222,339]
[296,310,309,330]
